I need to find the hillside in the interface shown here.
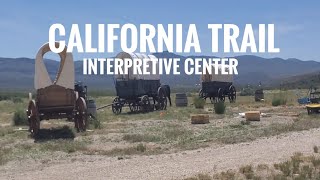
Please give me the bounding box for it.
[0,53,319,90]
[274,71,320,89]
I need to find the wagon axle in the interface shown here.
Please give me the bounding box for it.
[111,91,167,115]
[199,84,236,103]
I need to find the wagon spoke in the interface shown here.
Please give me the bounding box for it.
[27,100,40,137]
[75,97,88,132]
[112,97,122,115]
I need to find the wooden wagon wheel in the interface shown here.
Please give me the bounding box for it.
[134,103,140,112]
[112,97,122,114]
[199,89,204,99]
[157,87,167,110]
[228,85,237,103]
[75,97,88,132]
[141,95,151,112]
[27,100,40,137]
[129,103,136,113]
[218,88,225,102]
[210,97,216,104]
[199,89,208,101]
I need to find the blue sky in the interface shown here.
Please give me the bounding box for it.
[1,0,319,61]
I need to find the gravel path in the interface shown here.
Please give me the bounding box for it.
[1,128,320,180]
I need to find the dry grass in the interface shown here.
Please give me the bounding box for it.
[84,143,163,157]
[184,173,212,180]
[123,133,160,143]
[0,90,319,164]
[187,150,320,180]
[38,140,87,153]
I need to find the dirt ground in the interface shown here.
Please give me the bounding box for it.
[1,128,320,180]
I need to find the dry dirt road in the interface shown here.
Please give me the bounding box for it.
[1,128,320,180]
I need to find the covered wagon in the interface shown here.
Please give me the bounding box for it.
[26,42,88,136]
[111,52,167,114]
[199,65,236,103]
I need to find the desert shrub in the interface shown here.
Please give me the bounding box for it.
[123,134,160,143]
[0,148,11,165]
[272,92,287,106]
[239,165,254,179]
[239,87,254,96]
[214,102,226,114]
[193,97,205,109]
[0,92,26,102]
[311,156,320,167]
[240,120,251,125]
[213,170,236,180]
[11,97,23,103]
[0,94,10,101]
[272,98,287,106]
[40,140,87,153]
[274,161,291,176]
[89,115,101,129]
[0,128,14,137]
[12,108,28,126]
[186,173,212,180]
[136,143,146,152]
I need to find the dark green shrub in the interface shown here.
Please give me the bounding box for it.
[193,97,205,109]
[12,109,28,126]
[214,102,226,114]
[11,97,23,103]
[239,165,254,179]
[0,95,10,101]
[0,92,26,102]
[272,98,281,106]
[241,120,251,125]
[272,93,287,106]
[136,143,146,152]
[89,115,101,129]
[239,87,254,96]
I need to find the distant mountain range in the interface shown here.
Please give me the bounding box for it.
[0,52,320,90]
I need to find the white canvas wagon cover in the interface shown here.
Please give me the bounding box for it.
[115,52,160,80]
[201,65,233,83]
[34,42,74,90]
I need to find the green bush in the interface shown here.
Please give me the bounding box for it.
[136,143,146,152]
[214,102,226,114]
[11,97,23,103]
[239,87,254,96]
[89,115,101,129]
[12,109,28,126]
[0,92,26,102]
[193,97,205,109]
[0,95,10,101]
[272,93,287,106]
[239,165,254,179]
[272,97,287,106]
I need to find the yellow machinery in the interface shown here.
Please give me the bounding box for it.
[306,104,320,114]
